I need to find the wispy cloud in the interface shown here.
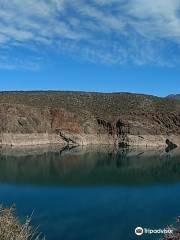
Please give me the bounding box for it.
[0,0,180,69]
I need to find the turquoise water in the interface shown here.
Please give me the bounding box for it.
[0,146,180,240]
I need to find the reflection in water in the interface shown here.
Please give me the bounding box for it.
[0,145,180,240]
[0,145,180,186]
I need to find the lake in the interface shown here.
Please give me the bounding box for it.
[0,145,180,240]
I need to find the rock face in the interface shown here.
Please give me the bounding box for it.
[165,139,177,153]
[0,91,180,147]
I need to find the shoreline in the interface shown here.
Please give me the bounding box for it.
[0,133,179,147]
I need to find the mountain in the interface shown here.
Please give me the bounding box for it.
[0,91,179,147]
[167,94,180,100]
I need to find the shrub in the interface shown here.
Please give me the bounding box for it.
[0,205,45,240]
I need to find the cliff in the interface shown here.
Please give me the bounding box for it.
[0,91,179,146]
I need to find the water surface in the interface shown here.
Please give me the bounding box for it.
[0,145,180,240]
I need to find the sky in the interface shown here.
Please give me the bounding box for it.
[0,0,180,96]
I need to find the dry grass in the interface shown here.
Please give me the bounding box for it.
[0,205,45,240]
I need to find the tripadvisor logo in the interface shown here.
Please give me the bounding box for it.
[135,227,143,236]
[135,226,173,236]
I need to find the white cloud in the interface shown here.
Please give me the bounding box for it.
[0,0,180,69]
[126,0,180,40]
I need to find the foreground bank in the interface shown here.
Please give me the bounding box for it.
[0,206,44,240]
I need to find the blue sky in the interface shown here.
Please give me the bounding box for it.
[0,0,180,96]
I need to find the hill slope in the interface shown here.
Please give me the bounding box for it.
[0,91,179,118]
[0,91,179,147]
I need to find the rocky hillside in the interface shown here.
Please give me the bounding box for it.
[0,91,179,146]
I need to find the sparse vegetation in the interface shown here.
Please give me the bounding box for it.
[0,205,45,240]
[0,91,179,120]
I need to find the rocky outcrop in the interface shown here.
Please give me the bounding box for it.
[165,139,177,152]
